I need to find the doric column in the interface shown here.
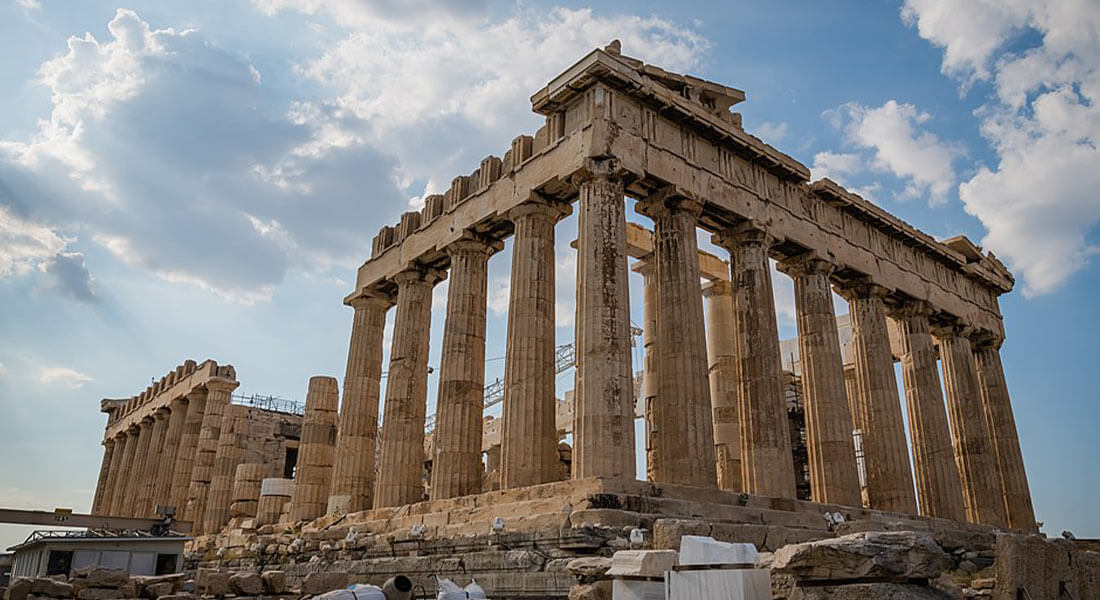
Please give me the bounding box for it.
[501,200,566,488]
[935,324,1005,527]
[204,406,248,533]
[778,255,861,506]
[154,397,188,512]
[230,463,265,519]
[185,379,237,533]
[101,434,126,515]
[703,279,742,492]
[137,410,170,517]
[839,282,917,514]
[128,417,155,517]
[431,237,499,500]
[892,302,965,521]
[631,258,659,482]
[374,268,440,508]
[170,390,206,513]
[973,335,1036,531]
[713,223,796,499]
[572,164,636,481]
[91,438,116,515]
[290,376,339,521]
[329,292,392,514]
[109,427,137,515]
[637,192,713,487]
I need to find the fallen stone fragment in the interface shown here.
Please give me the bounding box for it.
[771,531,947,582]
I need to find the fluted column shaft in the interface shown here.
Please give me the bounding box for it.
[703,279,742,492]
[290,376,339,521]
[137,410,170,517]
[936,325,1005,527]
[329,293,391,513]
[128,418,155,517]
[973,338,1036,531]
[893,303,965,521]
[432,238,496,500]
[375,269,438,507]
[638,194,713,487]
[205,406,249,533]
[154,398,188,512]
[185,379,236,533]
[92,438,116,515]
[573,167,636,481]
[632,259,659,482]
[171,391,206,513]
[102,434,126,515]
[842,283,917,513]
[780,256,861,506]
[501,201,563,488]
[714,224,796,499]
[109,428,137,515]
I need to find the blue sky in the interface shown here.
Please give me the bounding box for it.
[1,0,1098,548]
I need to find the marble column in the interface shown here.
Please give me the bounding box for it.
[92,438,116,515]
[204,406,249,533]
[713,223,796,499]
[230,463,265,519]
[892,302,965,521]
[185,379,237,533]
[106,431,132,515]
[154,397,188,512]
[374,268,439,508]
[170,390,206,513]
[572,165,636,481]
[637,193,714,487]
[329,292,391,514]
[290,376,339,521]
[840,282,917,514]
[632,258,659,482]
[703,279,742,492]
[432,237,498,500]
[128,417,155,517]
[138,409,170,517]
[779,255,861,506]
[936,324,1005,527]
[501,200,565,488]
[110,427,138,515]
[973,335,1036,531]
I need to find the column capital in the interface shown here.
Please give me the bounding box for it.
[712,220,775,250]
[776,251,836,278]
[348,289,394,310]
[701,278,733,298]
[445,234,504,257]
[568,157,624,186]
[154,407,169,420]
[138,416,155,429]
[635,186,703,220]
[392,265,446,287]
[185,389,207,403]
[931,319,973,340]
[630,254,656,276]
[969,329,1004,350]
[169,395,188,411]
[887,299,934,320]
[507,197,572,223]
[834,277,890,302]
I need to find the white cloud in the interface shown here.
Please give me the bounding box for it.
[829,100,964,205]
[555,249,577,328]
[903,0,1100,295]
[757,121,789,142]
[259,4,710,192]
[38,366,93,389]
[0,206,68,277]
[810,151,862,184]
[487,275,511,317]
[0,361,6,377]
[15,0,41,10]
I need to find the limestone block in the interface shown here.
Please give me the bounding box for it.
[72,568,128,588]
[227,574,263,596]
[606,550,679,578]
[786,582,953,599]
[302,572,348,595]
[28,580,73,598]
[565,557,612,583]
[260,572,287,595]
[195,572,230,597]
[140,583,174,600]
[75,588,122,600]
[568,581,611,600]
[652,518,711,550]
[6,579,33,600]
[770,531,947,582]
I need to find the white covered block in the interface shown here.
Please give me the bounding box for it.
[666,569,771,600]
[612,579,664,600]
[607,549,679,578]
[679,535,759,566]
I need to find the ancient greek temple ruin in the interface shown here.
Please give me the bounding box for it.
[86,43,1047,596]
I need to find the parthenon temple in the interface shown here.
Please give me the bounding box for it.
[87,44,1048,596]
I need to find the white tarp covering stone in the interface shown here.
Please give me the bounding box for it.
[679,535,759,566]
[607,550,679,577]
